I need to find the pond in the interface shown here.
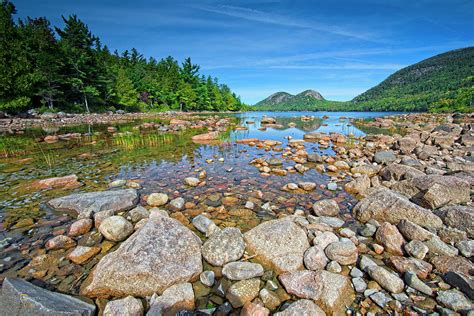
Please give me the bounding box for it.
[0,111,399,296]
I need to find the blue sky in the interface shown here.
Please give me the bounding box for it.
[14,0,474,104]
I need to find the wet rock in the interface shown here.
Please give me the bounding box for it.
[192,214,219,237]
[81,217,202,298]
[388,256,433,279]
[47,189,139,219]
[104,296,143,316]
[147,192,169,207]
[202,227,245,266]
[192,132,219,141]
[304,246,329,271]
[404,240,429,259]
[366,265,405,293]
[67,246,101,264]
[0,277,95,315]
[434,205,474,238]
[148,283,195,315]
[312,199,339,216]
[443,271,474,300]
[374,151,396,164]
[222,262,264,280]
[298,182,317,191]
[244,218,310,274]
[225,278,260,308]
[169,197,185,210]
[274,299,325,316]
[327,182,337,191]
[32,174,80,190]
[45,235,76,250]
[324,241,358,265]
[353,187,443,229]
[267,157,282,166]
[259,288,281,311]
[307,153,323,163]
[436,289,473,312]
[375,222,405,255]
[404,271,433,295]
[184,177,200,187]
[98,216,133,242]
[312,231,339,250]
[200,271,215,287]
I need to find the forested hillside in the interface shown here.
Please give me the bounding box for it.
[0,1,246,113]
[352,47,474,112]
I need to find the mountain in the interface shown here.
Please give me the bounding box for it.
[254,89,335,111]
[352,46,474,112]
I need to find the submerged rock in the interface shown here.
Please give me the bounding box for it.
[0,277,95,315]
[47,189,139,219]
[244,218,310,274]
[81,217,202,298]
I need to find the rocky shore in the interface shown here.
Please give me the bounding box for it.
[0,112,472,315]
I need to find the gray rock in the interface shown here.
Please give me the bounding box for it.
[370,291,392,309]
[244,218,310,274]
[374,151,396,164]
[404,240,429,259]
[81,217,202,297]
[425,237,459,256]
[457,240,474,257]
[222,262,264,280]
[358,223,377,237]
[325,241,358,265]
[274,299,325,316]
[303,246,328,271]
[435,205,474,238]
[169,197,185,210]
[404,271,432,295]
[353,187,443,229]
[312,231,339,250]
[350,267,364,278]
[47,189,138,219]
[380,163,425,181]
[0,277,95,315]
[147,283,194,315]
[312,216,344,228]
[192,214,219,237]
[225,278,260,308]
[307,153,323,163]
[352,277,367,293]
[98,216,133,242]
[104,296,143,316]
[326,261,342,273]
[367,266,405,294]
[128,206,149,223]
[312,199,339,216]
[202,227,245,266]
[437,289,473,312]
[397,219,435,241]
[200,271,215,287]
[359,255,378,272]
[327,182,338,191]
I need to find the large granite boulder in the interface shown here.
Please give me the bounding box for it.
[394,175,470,209]
[353,187,442,229]
[81,217,202,298]
[434,205,474,238]
[47,189,139,219]
[244,218,310,274]
[0,277,95,315]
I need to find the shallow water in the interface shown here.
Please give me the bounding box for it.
[0,111,400,291]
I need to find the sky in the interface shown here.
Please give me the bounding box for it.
[14,0,474,104]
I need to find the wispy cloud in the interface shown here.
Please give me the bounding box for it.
[191,4,378,42]
[269,62,406,70]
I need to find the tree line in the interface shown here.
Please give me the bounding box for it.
[0,1,247,114]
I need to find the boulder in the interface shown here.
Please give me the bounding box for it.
[431,255,473,275]
[47,189,138,219]
[0,278,95,315]
[81,217,202,298]
[353,187,442,229]
[434,205,474,238]
[201,227,245,266]
[244,218,310,274]
[68,218,93,237]
[374,151,396,164]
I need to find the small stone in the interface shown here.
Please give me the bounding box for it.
[370,291,392,309]
[128,206,149,223]
[350,267,364,278]
[312,199,340,216]
[388,256,433,280]
[200,271,215,287]
[366,266,404,294]
[103,296,143,316]
[298,182,317,191]
[68,219,93,237]
[169,197,185,210]
[352,277,367,293]
[456,240,474,258]
[425,237,459,257]
[327,182,338,191]
[147,193,169,206]
[148,283,195,315]
[326,260,342,273]
[372,244,384,254]
[240,301,269,316]
[404,240,429,259]
[192,214,219,237]
[245,201,255,210]
[67,246,101,264]
[184,177,200,187]
[45,235,76,250]
[359,223,377,237]
[325,241,358,265]
[304,246,329,271]
[98,216,133,242]
[259,288,281,311]
[437,289,473,312]
[375,222,405,255]
[339,228,355,238]
[312,231,339,250]
[222,262,264,280]
[202,227,245,266]
[225,278,260,308]
[149,208,169,219]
